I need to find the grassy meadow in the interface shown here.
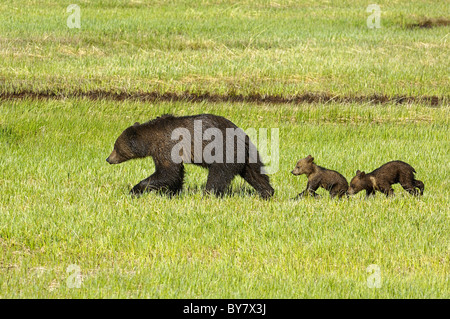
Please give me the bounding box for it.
[0,0,449,298]
[1,100,449,298]
[0,0,449,98]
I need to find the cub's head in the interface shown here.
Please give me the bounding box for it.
[291,155,315,176]
[106,122,144,164]
[347,170,368,195]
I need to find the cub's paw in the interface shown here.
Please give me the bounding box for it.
[292,193,304,200]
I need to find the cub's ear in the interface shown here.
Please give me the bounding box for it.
[359,171,366,178]
[306,155,314,162]
[133,122,140,127]
[356,170,361,175]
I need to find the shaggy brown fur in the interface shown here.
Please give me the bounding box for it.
[107,114,274,199]
[348,160,424,197]
[291,155,348,199]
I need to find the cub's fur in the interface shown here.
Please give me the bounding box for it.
[291,155,348,199]
[348,160,424,197]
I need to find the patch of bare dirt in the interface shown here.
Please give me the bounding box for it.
[0,90,446,106]
[407,17,450,29]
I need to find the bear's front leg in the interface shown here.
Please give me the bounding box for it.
[380,186,394,197]
[130,165,184,197]
[293,191,306,199]
[130,176,160,197]
[365,189,376,199]
[293,190,314,199]
[293,189,320,199]
[304,178,321,198]
[307,189,321,198]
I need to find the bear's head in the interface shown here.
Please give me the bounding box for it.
[106,122,144,164]
[347,170,369,195]
[291,155,315,176]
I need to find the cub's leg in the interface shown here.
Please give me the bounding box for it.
[365,189,376,199]
[378,182,394,197]
[414,179,424,196]
[295,177,321,199]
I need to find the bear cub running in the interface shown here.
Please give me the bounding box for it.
[291,155,348,199]
[347,160,424,197]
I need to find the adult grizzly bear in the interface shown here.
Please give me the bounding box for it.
[106,114,274,199]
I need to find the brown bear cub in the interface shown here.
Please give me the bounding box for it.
[291,155,348,199]
[106,114,274,199]
[347,160,424,197]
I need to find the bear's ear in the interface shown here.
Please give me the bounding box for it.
[359,171,366,178]
[306,155,314,162]
[133,122,140,127]
[125,125,138,138]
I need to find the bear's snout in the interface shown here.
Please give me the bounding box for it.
[106,150,120,164]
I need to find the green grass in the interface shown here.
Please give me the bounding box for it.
[0,0,449,98]
[0,0,449,298]
[0,99,449,298]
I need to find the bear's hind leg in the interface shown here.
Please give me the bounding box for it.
[400,174,423,196]
[399,172,422,196]
[414,179,424,196]
[239,164,274,199]
[400,181,419,196]
[330,187,347,199]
